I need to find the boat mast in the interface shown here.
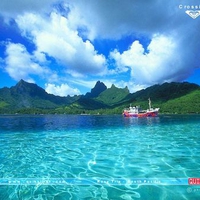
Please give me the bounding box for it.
[148,98,151,110]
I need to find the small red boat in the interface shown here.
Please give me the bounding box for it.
[123,98,159,117]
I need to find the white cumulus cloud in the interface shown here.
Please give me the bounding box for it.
[68,0,200,86]
[1,0,200,93]
[110,34,184,85]
[45,83,80,96]
[5,43,53,82]
[16,12,107,77]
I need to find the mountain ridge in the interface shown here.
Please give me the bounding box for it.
[85,81,107,98]
[0,80,199,114]
[0,79,79,111]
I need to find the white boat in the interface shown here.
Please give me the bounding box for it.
[123,98,159,117]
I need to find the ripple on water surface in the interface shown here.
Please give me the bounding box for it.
[0,114,200,199]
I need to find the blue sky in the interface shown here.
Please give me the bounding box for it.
[0,0,200,96]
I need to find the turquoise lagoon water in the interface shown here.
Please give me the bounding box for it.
[0,114,200,200]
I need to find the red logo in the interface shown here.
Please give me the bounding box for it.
[188,178,200,185]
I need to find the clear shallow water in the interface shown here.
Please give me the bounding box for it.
[0,114,200,200]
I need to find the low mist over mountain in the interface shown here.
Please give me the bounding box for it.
[0,80,199,114]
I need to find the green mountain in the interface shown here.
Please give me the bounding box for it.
[129,82,199,102]
[96,84,129,106]
[161,89,200,114]
[0,79,79,113]
[123,82,200,114]
[0,80,199,114]
[67,83,130,112]
[63,81,198,114]
[85,81,107,98]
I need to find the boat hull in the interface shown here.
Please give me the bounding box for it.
[123,110,159,117]
[123,99,159,117]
